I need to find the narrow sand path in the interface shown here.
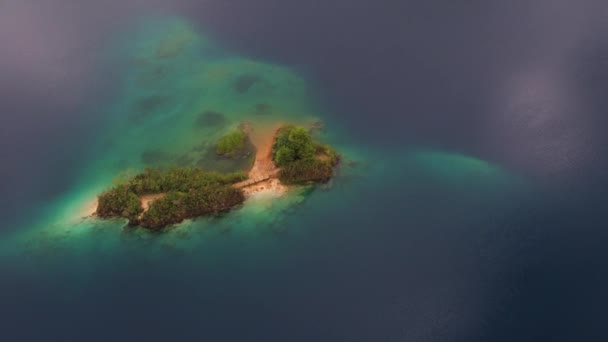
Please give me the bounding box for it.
[248,123,282,180]
[233,123,283,190]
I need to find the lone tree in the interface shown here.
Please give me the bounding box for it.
[272,126,316,166]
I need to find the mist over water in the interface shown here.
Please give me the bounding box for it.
[1,1,608,341]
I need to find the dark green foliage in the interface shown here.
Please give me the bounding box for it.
[127,167,246,195]
[279,160,334,185]
[272,125,340,184]
[184,185,244,216]
[139,186,245,229]
[274,146,295,165]
[96,184,142,221]
[272,125,316,166]
[289,127,316,160]
[216,130,247,157]
[138,191,188,229]
[96,167,247,229]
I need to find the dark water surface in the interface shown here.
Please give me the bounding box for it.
[2,1,608,341]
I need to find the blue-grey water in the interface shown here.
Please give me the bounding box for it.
[1,1,608,341]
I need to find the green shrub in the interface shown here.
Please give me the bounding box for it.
[139,186,245,229]
[97,167,248,229]
[216,130,247,157]
[272,124,340,184]
[272,125,294,151]
[138,191,188,229]
[272,125,316,166]
[287,127,316,160]
[279,159,334,185]
[184,185,245,217]
[274,146,295,165]
[127,167,246,195]
[96,184,142,221]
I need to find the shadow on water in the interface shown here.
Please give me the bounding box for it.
[233,74,261,93]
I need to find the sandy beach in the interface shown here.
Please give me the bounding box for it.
[77,198,99,219]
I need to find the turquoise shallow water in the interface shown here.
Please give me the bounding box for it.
[0,15,530,341]
[0,15,522,257]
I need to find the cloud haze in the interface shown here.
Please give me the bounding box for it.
[2,0,608,214]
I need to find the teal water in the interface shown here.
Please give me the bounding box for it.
[0,15,529,341]
[0,15,522,256]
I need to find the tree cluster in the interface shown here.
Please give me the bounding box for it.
[96,167,247,229]
[127,168,246,194]
[272,125,316,166]
[278,159,334,185]
[97,184,142,222]
[139,185,244,229]
[272,125,340,184]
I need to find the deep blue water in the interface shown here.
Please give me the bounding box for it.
[2,1,608,341]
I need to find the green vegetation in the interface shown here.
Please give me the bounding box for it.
[96,167,247,229]
[127,168,246,194]
[216,130,247,157]
[96,124,340,228]
[278,159,334,185]
[272,125,340,184]
[97,184,143,222]
[272,125,316,166]
[140,186,244,229]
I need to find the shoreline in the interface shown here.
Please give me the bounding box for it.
[242,178,288,198]
[77,198,99,219]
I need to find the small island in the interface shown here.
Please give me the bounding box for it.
[94,123,339,229]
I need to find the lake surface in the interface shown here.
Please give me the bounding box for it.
[1,1,607,341]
